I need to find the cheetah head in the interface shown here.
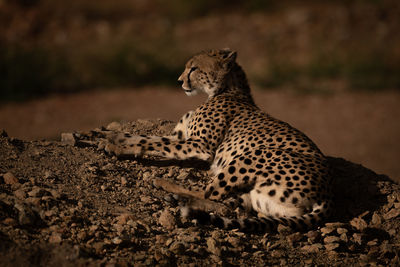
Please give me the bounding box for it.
[178,49,237,97]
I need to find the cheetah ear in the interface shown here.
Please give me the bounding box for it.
[221,50,237,70]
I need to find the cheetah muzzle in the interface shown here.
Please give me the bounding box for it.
[103,49,334,233]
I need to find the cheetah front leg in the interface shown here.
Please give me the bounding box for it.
[104,134,214,162]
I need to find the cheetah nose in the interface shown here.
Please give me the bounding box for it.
[178,79,184,86]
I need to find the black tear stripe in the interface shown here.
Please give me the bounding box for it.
[187,67,196,90]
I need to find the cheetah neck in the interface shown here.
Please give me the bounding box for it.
[216,64,255,105]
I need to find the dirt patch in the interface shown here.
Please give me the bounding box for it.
[0,120,399,266]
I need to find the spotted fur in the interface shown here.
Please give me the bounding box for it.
[105,49,333,232]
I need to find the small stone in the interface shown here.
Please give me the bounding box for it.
[368,246,380,258]
[367,240,378,246]
[176,171,189,180]
[142,172,152,181]
[287,232,303,245]
[339,233,348,242]
[14,203,37,226]
[226,236,241,248]
[352,233,363,245]
[28,187,48,198]
[3,218,17,226]
[304,258,313,264]
[320,226,335,235]
[324,222,346,228]
[271,249,285,258]
[14,189,27,199]
[324,243,340,251]
[116,213,135,225]
[112,237,123,245]
[306,230,320,243]
[106,121,122,131]
[380,241,395,258]
[61,133,76,145]
[44,171,55,179]
[336,227,348,235]
[3,172,19,185]
[26,197,41,206]
[165,238,174,247]
[121,177,128,186]
[169,242,185,254]
[206,237,221,256]
[301,243,322,253]
[89,225,99,232]
[359,254,369,263]
[48,189,61,199]
[277,224,292,234]
[49,232,62,244]
[77,231,87,241]
[384,208,400,220]
[92,242,105,253]
[324,236,340,243]
[388,229,396,236]
[114,224,124,233]
[155,234,168,244]
[350,217,368,231]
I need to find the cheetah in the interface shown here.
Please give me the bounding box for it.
[104,49,333,232]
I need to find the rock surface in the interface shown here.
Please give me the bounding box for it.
[0,119,399,266]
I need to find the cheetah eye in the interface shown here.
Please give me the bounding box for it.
[190,67,198,72]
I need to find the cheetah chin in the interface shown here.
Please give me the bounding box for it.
[184,88,198,96]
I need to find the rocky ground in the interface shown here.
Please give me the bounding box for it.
[1,119,399,266]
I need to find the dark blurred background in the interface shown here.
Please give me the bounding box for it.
[0,0,399,180]
[1,0,399,101]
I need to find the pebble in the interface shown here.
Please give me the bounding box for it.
[324,222,346,228]
[28,187,48,198]
[320,226,335,235]
[324,243,340,251]
[352,233,363,245]
[3,172,19,185]
[3,217,17,226]
[142,172,152,181]
[177,171,189,180]
[48,189,61,199]
[92,242,105,254]
[14,203,37,226]
[287,232,303,245]
[383,208,400,220]
[226,236,241,248]
[206,237,221,256]
[14,189,27,199]
[116,213,135,225]
[169,242,186,254]
[301,243,322,253]
[106,122,122,131]
[277,224,292,234]
[158,210,176,230]
[350,217,368,231]
[112,237,123,245]
[340,233,348,242]
[49,232,62,244]
[306,230,320,243]
[61,133,76,145]
[324,236,340,243]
